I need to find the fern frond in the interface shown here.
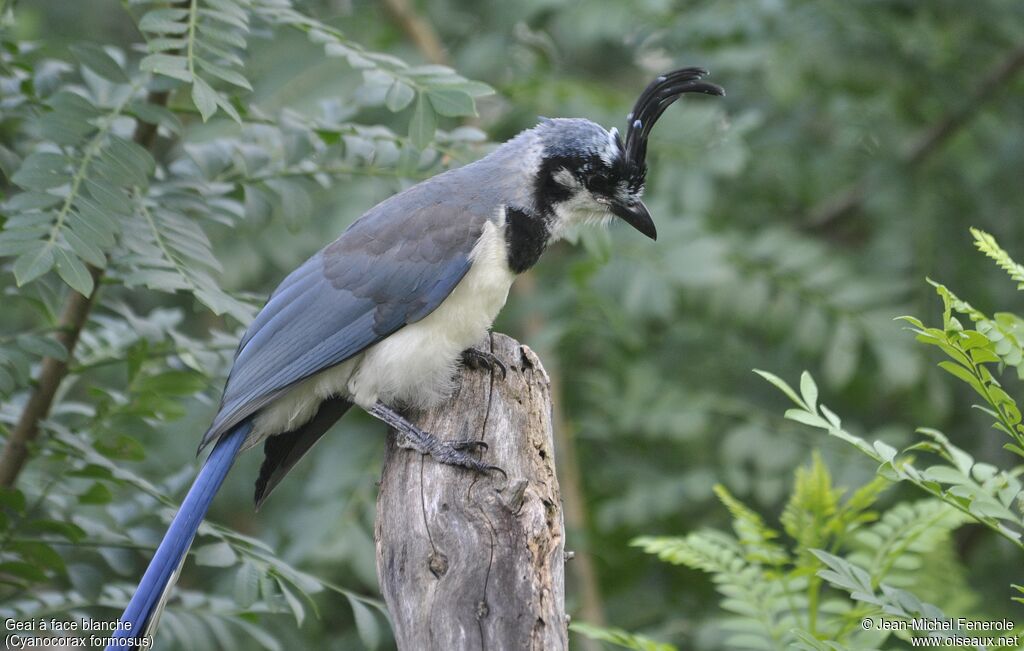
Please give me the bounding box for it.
[570,622,677,651]
[790,630,864,651]
[909,539,978,614]
[849,499,963,589]
[633,531,743,573]
[634,532,804,649]
[715,484,789,565]
[971,227,1024,290]
[828,475,889,545]
[781,452,840,558]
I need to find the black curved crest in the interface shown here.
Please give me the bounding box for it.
[622,67,725,191]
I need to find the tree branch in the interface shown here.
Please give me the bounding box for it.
[805,42,1024,231]
[0,89,169,488]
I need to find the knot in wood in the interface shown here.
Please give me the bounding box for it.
[428,550,448,578]
[502,478,529,513]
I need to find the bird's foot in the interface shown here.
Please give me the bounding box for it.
[395,433,502,475]
[460,347,507,379]
[368,401,506,477]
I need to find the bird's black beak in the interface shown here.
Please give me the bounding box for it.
[612,200,657,240]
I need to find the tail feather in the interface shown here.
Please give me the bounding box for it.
[109,421,251,650]
[254,397,351,509]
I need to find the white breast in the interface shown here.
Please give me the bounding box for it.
[249,215,515,446]
[347,217,515,409]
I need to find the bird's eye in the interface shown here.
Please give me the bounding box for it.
[587,172,612,194]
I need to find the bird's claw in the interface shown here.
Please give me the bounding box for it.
[396,432,503,477]
[450,439,488,453]
[460,347,508,379]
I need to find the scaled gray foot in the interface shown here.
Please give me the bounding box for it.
[368,401,505,476]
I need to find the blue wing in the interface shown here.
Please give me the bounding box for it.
[200,176,490,449]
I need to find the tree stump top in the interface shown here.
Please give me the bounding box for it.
[375,332,567,651]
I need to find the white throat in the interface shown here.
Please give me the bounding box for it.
[546,169,615,242]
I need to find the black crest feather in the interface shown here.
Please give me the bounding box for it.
[623,67,725,191]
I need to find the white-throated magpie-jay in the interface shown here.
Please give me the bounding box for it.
[110,67,724,647]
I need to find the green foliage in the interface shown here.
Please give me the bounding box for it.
[763,368,1024,550]
[632,458,972,650]
[972,227,1024,291]
[760,232,1024,553]
[0,1,490,648]
[739,231,1024,646]
[571,621,678,651]
[135,0,253,122]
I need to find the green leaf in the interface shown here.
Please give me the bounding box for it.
[348,597,381,650]
[408,94,436,150]
[129,100,184,135]
[47,90,101,117]
[0,487,26,512]
[69,43,129,82]
[10,540,66,574]
[753,369,806,409]
[194,541,238,567]
[135,370,206,395]
[234,561,260,608]
[18,335,67,361]
[24,519,86,542]
[784,408,830,430]
[94,435,146,461]
[277,579,306,626]
[196,58,251,90]
[3,191,62,212]
[191,77,219,121]
[85,179,132,215]
[77,482,113,504]
[0,560,48,582]
[138,8,190,34]
[936,360,984,396]
[64,226,107,267]
[426,87,476,117]
[11,152,67,190]
[230,619,282,651]
[140,53,193,83]
[920,465,969,485]
[106,135,156,185]
[385,80,415,112]
[799,371,818,411]
[53,247,94,296]
[13,244,56,286]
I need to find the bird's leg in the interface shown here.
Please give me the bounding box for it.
[460,347,508,379]
[367,402,503,475]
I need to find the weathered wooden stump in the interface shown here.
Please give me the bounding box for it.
[375,332,567,650]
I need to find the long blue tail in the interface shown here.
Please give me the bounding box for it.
[109,421,251,649]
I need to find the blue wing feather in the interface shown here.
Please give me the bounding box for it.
[200,178,487,449]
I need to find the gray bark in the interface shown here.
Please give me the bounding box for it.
[375,332,567,651]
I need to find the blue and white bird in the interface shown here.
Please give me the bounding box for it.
[111,67,723,647]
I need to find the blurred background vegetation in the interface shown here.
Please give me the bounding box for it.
[1,0,1023,649]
